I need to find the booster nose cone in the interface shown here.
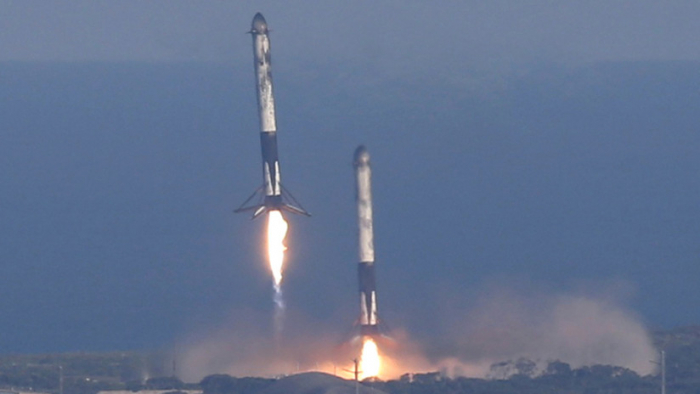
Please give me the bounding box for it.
[251,13,269,34]
[354,145,371,167]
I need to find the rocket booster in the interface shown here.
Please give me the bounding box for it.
[251,13,276,134]
[235,13,309,219]
[354,145,379,337]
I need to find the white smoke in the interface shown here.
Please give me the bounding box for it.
[176,310,351,382]
[273,284,285,341]
[176,282,657,381]
[421,283,657,377]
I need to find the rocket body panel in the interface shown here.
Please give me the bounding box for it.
[235,13,309,219]
[252,14,276,133]
[354,146,375,264]
[360,293,369,325]
[358,262,377,326]
[260,132,281,197]
[354,145,379,336]
[253,14,280,198]
[358,262,376,292]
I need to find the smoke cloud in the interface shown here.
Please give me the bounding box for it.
[176,309,355,382]
[418,283,657,377]
[177,282,656,381]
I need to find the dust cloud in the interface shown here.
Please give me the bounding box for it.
[177,284,656,381]
[419,284,657,377]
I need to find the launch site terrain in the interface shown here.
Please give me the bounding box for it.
[0,326,699,394]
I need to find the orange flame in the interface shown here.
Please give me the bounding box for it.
[359,337,381,379]
[267,210,288,286]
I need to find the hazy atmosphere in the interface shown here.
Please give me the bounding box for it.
[1,0,699,380]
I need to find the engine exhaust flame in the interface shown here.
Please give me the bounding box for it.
[359,337,381,379]
[267,210,288,337]
[267,210,288,287]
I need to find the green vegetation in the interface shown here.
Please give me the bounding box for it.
[373,365,657,394]
[0,326,699,393]
[0,351,169,394]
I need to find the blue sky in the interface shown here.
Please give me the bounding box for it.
[0,1,699,370]
[2,1,700,65]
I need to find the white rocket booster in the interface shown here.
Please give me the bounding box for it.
[235,13,309,219]
[251,13,276,135]
[354,145,379,335]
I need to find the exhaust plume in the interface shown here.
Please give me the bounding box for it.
[267,210,288,336]
[267,210,288,288]
[359,337,381,379]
